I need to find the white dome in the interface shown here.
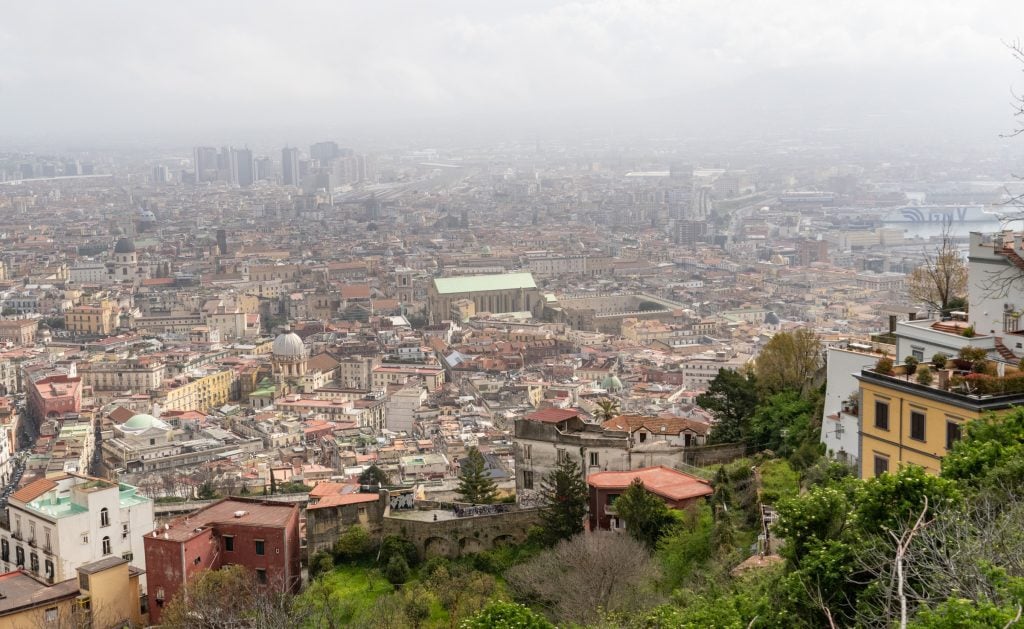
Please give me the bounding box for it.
[272,331,306,358]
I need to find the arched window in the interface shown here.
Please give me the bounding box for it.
[100,508,110,527]
[101,536,111,555]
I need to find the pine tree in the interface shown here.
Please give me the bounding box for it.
[456,447,498,504]
[538,457,589,544]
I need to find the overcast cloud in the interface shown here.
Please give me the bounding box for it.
[2,1,1023,147]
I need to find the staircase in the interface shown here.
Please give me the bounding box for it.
[999,247,1024,272]
[995,337,1017,361]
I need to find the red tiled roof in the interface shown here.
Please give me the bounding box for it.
[587,466,712,502]
[11,476,62,503]
[525,408,581,424]
[307,493,380,510]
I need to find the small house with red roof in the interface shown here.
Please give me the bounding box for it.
[587,465,713,530]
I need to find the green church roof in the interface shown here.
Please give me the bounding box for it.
[433,272,536,295]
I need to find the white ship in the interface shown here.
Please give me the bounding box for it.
[882,205,1013,224]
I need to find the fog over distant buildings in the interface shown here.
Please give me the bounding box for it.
[2,1,1024,148]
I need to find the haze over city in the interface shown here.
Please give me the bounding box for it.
[3,1,1024,148]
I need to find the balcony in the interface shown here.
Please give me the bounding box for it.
[27,538,35,548]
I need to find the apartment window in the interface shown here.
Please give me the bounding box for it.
[45,560,53,582]
[910,410,926,442]
[1,539,7,562]
[224,536,234,552]
[874,401,890,430]
[256,568,267,584]
[100,508,110,528]
[101,536,111,556]
[122,523,129,540]
[45,607,58,623]
[589,452,600,467]
[122,551,133,562]
[873,454,890,477]
[44,529,51,551]
[557,449,569,464]
[522,470,534,490]
[911,347,925,362]
[947,421,963,450]
[16,546,24,567]
[30,552,38,574]
[522,444,532,461]
[255,539,265,556]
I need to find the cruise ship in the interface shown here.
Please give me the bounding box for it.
[881,205,1012,224]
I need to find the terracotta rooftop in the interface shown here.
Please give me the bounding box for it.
[587,466,712,502]
[10,477,61,504]
[524,408,582,424]
[602,414,710,436]
[149,498,297,542]
[307,492,380,510]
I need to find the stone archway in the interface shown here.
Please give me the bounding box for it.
[459,537,483,554]
[492,535,515,548]
[423,536,453,559]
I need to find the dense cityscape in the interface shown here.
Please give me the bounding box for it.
[3,2,1024,628]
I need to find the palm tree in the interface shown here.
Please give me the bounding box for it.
[595,397,620,421]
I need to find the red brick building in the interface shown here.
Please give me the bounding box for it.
[143,497,301,625]
[26,374,82,426]
[587,466,713,531]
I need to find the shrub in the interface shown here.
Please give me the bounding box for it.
[958,346,988,362]
[962,325,976,338]
[333,525,373,563]
[308,551,334,579]
[379,535,419,568]
[916,366,934,386]
[874,356,894,375]
[383,555,410,587]
[903,356,919,376]
[460,601,554,629]
[932,352,949,369]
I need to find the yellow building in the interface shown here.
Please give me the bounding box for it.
[153,368,234,412]
[65,301,117,336]
[1,555,144,629]
[856,363,1021,479]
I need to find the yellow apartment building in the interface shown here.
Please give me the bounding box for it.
[153,368,234,412]
[856,364,1022,479]
[65,301,117,336]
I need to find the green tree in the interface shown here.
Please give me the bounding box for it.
[197,480,218,500]
[537,457,589,544]
[401,585,432,628]
[460,601,554,629]
[755,328,823,395]
[332,525,373,563]
[942,407,1024,491]
[657,501,715,590]
[308,551,334,579]
[378,535,419,569]
[595,397,620,421]
[747,389,816,454]
[614,479,675,550]
[358,464,390,487]
[383,554,410,588]
[456,447,498,504]
[697,367,760,443]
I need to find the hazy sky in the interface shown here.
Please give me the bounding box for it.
[3,1,1024,147]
